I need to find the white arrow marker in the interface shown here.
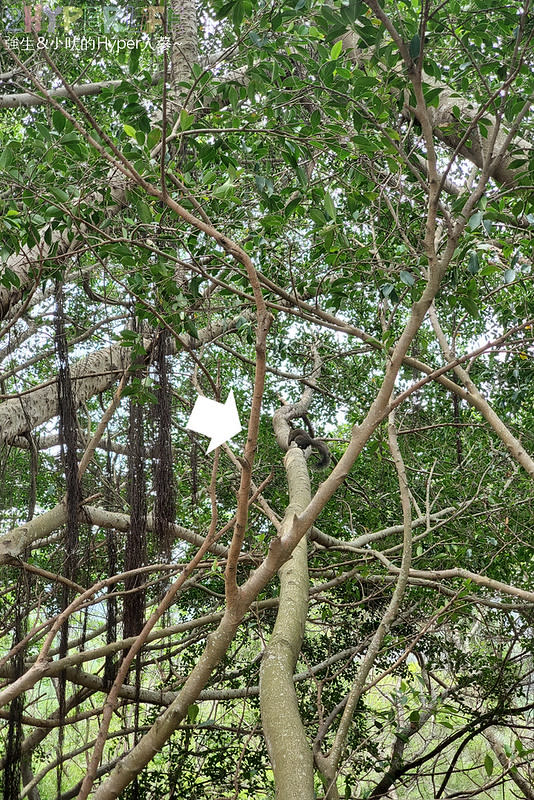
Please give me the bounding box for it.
[186,390,242,453]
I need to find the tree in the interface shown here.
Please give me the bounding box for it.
[1,0,534,798]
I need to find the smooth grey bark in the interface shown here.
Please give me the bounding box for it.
[0,315,240,446]
[170,0,198,104]
[0,80,128,108]
[0,503,228,563]
[0,343,129,446]
[260,446,315,800]
[0,503,67,560]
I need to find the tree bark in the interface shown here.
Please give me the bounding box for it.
[260,446,315,800]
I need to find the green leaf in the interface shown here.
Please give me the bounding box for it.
[179,109,195,131]
[0,145,15,169]
[123,124,137,138]
[423,86,443,107]
[504,268,516,283]
[409,34,421,59]
[321,60,336,85]
[34,121,51,142]
[468,251,480,274]
[232,0,244,28]
[459,296,479,317]
[235,315,250,331]
[484,753,493,776]
[185,319,199,339]
[341,0,363,24]
[137,200,152,224]
[187,704,199,722]
[214,0,239,20]
[147,128,161,149]
[400,270,415,286]
[129,46,140,74]
[324,192,337,221]
[0,266,21,288]
[213,179,234,199]
[381,283,399,303]
[330,40,343,60]
[310,109,321,128]
[284,195,302,217]
[248,30,264,47]
[52,110,66,133]
[479,265,500,276]
[309,208,327,226]
[260,214,284,231]
[508,158,528,169]
[467,211,483,230]
[49,187,69,203]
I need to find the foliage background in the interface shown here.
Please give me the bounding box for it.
[0,0,534,797]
